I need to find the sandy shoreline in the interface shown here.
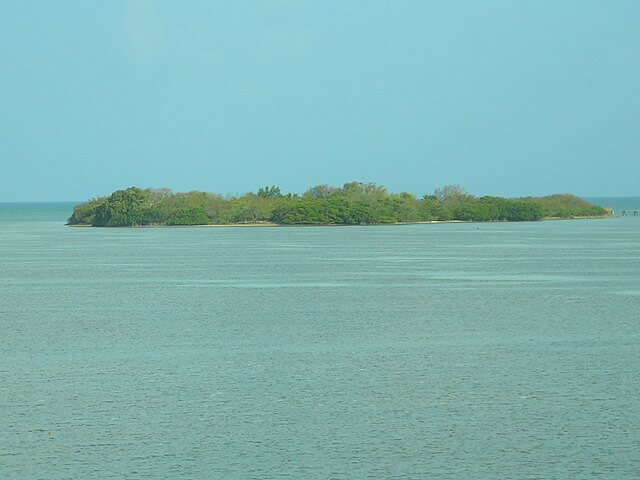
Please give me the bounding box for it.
[66,216,615,228]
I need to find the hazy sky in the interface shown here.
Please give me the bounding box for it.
[1,1,639,201]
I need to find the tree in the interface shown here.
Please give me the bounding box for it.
[303,184,338,199]
[93,187,153,226]
[256,186,282,198]
[434,184,467,202]
[67,196,107,225]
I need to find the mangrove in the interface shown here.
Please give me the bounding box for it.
[67,183,607,227]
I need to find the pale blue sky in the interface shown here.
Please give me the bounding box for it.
[1,0,639,201]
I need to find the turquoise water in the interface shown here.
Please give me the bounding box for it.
[585,196,640,212]
[0,202,77,223]
[1,203,640,479]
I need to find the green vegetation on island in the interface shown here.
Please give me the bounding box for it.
[68,183,607,227]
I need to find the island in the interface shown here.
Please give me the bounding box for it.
[67,183,608,227]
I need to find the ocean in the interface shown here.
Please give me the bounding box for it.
[585,196,640,213]
[1,200,639,478]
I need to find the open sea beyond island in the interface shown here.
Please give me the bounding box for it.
[1,199,640,478]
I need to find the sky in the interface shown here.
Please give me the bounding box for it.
[1,0,639,201]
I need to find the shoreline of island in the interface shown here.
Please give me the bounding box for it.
[67,215,615,228]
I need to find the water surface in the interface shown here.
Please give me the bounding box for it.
[1,203,640,479]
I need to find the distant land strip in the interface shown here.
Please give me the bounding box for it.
[67,183,608,227]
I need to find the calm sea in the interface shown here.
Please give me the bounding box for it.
[584,196,640,212]
[1,201,640,479]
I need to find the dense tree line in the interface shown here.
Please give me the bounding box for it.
[67,183,606,227]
